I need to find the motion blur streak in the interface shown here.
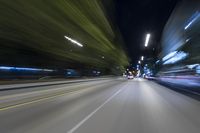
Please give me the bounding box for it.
[156,0,200,88]
[184,11,200,30]
[64,36,83,47]
[0,0,128,71]
[144,33,151,47]
[0,66,53,72]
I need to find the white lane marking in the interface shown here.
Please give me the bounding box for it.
[67,88,123,133]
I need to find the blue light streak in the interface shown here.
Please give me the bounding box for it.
[162,51,177,62]
[163,51,188,65]
[184,11,200,30]
[0,66,54,72]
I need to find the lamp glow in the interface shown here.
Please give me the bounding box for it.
[145,34,151,47]
[141,56,144,61]
[64,36,83,47]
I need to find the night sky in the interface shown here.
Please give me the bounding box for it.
[114,0,179,64]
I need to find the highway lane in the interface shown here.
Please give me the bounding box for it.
[0,79,119,108]
[0,78,200,133]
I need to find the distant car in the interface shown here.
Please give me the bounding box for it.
[127,75,134,79]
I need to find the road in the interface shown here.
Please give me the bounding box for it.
[0,78,199,133]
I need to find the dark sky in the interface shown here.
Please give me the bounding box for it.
[114,0,179,65]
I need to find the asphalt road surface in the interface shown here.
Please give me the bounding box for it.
[0,78,199,133]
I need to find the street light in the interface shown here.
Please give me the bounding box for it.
[138,60,141,64]
[141,56,144,61]
[145,33,151,47]
[64,36,83,47]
